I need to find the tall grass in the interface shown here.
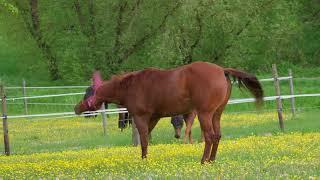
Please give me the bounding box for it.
[1,111,319,154]
[0,111,319,178]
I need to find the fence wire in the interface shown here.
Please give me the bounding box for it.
[2,93,320,119]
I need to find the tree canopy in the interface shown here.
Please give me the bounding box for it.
[1,0,319,82]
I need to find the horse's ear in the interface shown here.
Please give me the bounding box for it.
[92,71,103,91]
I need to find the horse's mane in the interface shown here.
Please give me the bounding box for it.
[114,68,161,90]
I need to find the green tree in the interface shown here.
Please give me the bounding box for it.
[1,0,319,82]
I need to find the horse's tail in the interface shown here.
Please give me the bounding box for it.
[224,68,264,106]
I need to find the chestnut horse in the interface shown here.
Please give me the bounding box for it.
[74,61,263,163]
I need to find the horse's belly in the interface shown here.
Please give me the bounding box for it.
[154,97,192,117]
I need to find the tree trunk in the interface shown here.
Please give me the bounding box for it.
[29,0,60,80]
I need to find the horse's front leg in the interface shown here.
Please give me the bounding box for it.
[133,114,151,159]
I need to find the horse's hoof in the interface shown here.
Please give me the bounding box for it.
[174,135,180,139]
[200,159,206,164]
[201,161,210,165]
[201,159,213,165]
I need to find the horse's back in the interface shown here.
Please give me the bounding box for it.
[125,61,229,115]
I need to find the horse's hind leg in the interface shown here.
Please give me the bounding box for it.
[197,111,214,164]
[209,105,226,162]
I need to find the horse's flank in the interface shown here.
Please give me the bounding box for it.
[97,62,227,118]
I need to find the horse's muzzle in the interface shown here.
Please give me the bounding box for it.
[174,128,181,139]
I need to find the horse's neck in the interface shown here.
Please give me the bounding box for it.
[99,80,124,105]
[114,81,127,105]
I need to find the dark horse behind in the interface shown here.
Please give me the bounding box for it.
[117,105,132,130]
[75,61,263,164]
[171,110,202,143]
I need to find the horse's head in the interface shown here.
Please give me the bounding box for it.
[81,86,97,118]
[171,115,184,139]
[74,71,103,115]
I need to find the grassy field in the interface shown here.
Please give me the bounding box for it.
[0,111,319,178]
[1,54,320,178]
[0,133,319,179]
[1,69,320,178]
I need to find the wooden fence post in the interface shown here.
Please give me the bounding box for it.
[272,64,284,131]
[101,103,107,135]
[1,84,10,155]
[131,117,140,146]
[288,69,296,117]
[22,79,28,115]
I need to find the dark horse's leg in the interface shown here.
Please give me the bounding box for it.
[198,111,214,164]
[183,112,196,144]
[118,112,126,131]
[133,114,151,159]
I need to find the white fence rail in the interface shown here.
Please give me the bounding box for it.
[259,76,292,82]
[6,108,128,119]
[3,75,296,91]
[1,92,84,101]
[7,102,75,106]
[2,76,294,102]
[229,93,320,104]
[2,74,320,119]
[4,93,320,119]
[5,86,88,89]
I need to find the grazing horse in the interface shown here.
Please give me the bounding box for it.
[74,61,263,163]
[83,86,98,118]
[171,110,202,144]
[82,86,132,129]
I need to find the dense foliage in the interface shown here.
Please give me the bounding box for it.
[0,0,319,82]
